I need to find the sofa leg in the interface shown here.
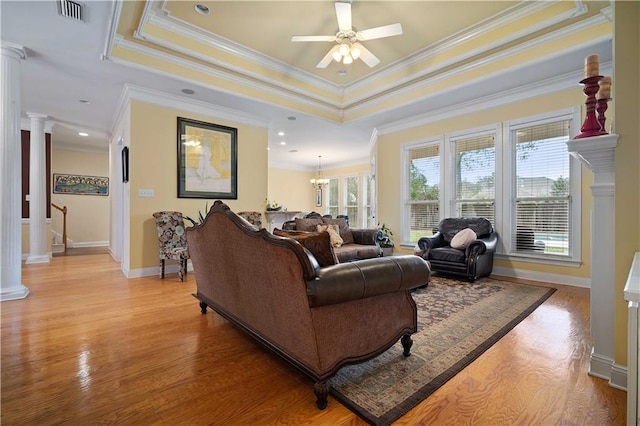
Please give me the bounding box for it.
[401,334,413,357]
[159,259,165,279]
[313,381,329,410]
[199,301,208,314]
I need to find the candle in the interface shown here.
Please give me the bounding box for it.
[584,54,599,78]
[596,76,612,99]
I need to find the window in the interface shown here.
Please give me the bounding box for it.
[327,178,339,217]
[401,108,580,264]
[450,132,495,222]
[405,142,440,242]
[509,119,572,257]
[344,176,359,225]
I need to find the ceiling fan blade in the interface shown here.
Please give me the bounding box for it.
[335,2,352,32]
[357,23,403,41]
[317,46,338,68]
[353,42,380,68]
[291,35,336,42]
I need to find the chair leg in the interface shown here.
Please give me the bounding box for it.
[178,258,186,282]
[159,259,165,279]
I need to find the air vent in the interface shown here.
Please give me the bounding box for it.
[57,0,83,22]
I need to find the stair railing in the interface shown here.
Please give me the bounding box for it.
[51,203,67,253]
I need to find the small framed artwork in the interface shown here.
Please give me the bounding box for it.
[177,117,238,199]
[315,187,322,207]
[53,174,109,196]
[121,146,129,183]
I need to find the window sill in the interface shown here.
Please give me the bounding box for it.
[495,252,582,268]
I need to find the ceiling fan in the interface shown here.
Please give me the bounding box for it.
[291,1,403,68]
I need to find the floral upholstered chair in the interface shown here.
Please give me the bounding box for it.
[152,211,190,281]
[237,211,263,229]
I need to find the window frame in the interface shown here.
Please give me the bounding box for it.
[400,107,582,267]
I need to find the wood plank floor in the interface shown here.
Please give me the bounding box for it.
[2,254,626,425]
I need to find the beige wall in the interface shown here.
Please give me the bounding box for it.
[51,148,110,246]
[267,167,315,213]
[128,101,268,270]
[613,1,640,365]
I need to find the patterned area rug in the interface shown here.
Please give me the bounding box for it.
[329,275,556,425]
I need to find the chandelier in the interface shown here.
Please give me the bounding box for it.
[310,155,330,188]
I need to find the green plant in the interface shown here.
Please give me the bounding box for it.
[378,223,394,248]
[184,202,209,226]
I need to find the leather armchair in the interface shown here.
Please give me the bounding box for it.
[416,217,497,282]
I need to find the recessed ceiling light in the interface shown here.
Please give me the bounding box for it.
[278,131,285,136]
[289,149,298,153]
[78,132,88,137]
[194,4,210,15]
[181,88,195,95]
[337,70,347,76]
[287,116,297,121]
[280,141,286,145]
[79,99,90,104]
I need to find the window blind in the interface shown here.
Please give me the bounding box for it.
[513,120,571,255]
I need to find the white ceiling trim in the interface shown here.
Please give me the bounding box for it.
[344,16,611,122]
[140,2,338,90]
[110,35,343,117]
[120,83,270,129]
[344,1,587,104]
[378,60,612,136]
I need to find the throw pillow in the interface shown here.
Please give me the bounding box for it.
[316,224,343,247]
[450,227,477,249]
[322,217,354,245]
[272,228,338,267]
[295,217,324,232]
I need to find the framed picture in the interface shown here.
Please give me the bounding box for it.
[53,174,109,196]
[121,146,129,183]
[315,187,322,207]
[177,117,238,199]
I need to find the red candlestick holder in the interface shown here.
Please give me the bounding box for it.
[596,97,611,135]
[574,75,607,139]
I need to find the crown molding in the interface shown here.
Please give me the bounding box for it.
[115,83,270,130]
[377,59,612,135]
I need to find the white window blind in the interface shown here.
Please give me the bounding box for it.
[327,178,339,217]
[345,176,359,226]
[452,134,495,222]
[407,144,440,241]
[513,120,571,255]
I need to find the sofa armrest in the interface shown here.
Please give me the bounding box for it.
[351,228,381,245]
[306,255,430,307]
[281,220,297,231]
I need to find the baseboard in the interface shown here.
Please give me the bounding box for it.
[127,262,193,279]
[492,266,591,288]
[70,241,109,248]
[609,363,628,391]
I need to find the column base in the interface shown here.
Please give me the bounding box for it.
[588,348,614,381]
[26,254,51,264]
[0,285,30,301]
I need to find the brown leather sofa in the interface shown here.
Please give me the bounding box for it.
[186,201,431,409]
[281,216,382,262]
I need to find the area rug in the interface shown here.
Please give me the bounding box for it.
[329,275,556,425]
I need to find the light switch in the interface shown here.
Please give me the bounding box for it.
[138,189,154,198]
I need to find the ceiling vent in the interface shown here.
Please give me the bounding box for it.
[57,0,83,22]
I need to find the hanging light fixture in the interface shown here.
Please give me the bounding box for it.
[310,155,330,188]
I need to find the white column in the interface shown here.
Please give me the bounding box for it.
[26,113,50,264]
[0,41,29,301]
[567,134,618,381]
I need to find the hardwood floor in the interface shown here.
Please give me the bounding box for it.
[2,255,626,425]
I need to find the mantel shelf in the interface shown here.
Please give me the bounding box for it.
[566,134,618,178]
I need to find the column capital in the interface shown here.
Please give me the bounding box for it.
[27,112,48,120]
[1,41,26,60]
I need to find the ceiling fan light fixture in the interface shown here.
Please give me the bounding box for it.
[342,54,353,65]
[338,43,350,56]
[332,49,342,62]
[350,45,361,60]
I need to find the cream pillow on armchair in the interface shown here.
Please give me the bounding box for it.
[317,224,344,247]
[450,228,477,249]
